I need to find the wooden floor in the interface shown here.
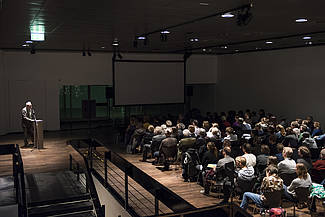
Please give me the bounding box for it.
[0,128,324,217]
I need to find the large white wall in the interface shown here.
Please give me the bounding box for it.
[0,51,218,135]
[217,46,325,124]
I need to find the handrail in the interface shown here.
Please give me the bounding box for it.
[69,153,105,217]
[69,139,196,215]
[0,144,28,217]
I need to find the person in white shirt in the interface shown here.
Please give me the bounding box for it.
[278,147,296,174]
[242,143,256,167]
[21,101,36,147]
[223,127,238,142]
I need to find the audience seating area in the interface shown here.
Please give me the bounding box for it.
[124,109,325,216]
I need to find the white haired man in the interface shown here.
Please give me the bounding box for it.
[21,101,36,147]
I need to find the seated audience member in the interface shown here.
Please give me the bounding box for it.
[195,128,207,150]
[223,127,238,142]
[124,117,136,145]
[170,126,179,141]
[153,128,178,170]
[275,124,286,143]
[130,122,146,153]
[278,147,296,175]
[297,146,312,172]
[242,118,252,131]
[141,125,155,161]
[150,127,166,157]
[216,146,235,169]
[242,143,256,167]
[176,123,185,140]
[313,148,325,170]
[202,121,210,132]
[301,132,318,150]
[165,120,173,128]
[256,145,270,172]
[240,165,283,212]
[312,121,323,138]
[188,125,197,138]
[311,148,325,183]
[201,142,218,170]
[177,129,196,161]
[192,119,200,136]
[283,127,298,148]
[291,121,301,138]
[218,157,255,204]
[275,143,285,162]
[283,163,312,205]
[143,115,151,130]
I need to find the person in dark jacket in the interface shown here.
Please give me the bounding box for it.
[297,146,312,172]
[141,125,155,161]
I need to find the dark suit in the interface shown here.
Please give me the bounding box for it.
[159,137,178,159]
[21,107,35,146]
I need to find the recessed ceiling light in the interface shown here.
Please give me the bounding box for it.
[303,36,311,40]
[295,18,308,23]
[306,41,313,45]
[190,38,199,42]
[160,30,170,34]
[101,46,106,49]
[199,2,209,6]
[221,13,234,18]
[221,45,228,49]
[202,48,206,52]
[235,49,239,52]
[265,41,273,44]
[22,44,29,47]
[137,36,146,40]
[25,40,33,44]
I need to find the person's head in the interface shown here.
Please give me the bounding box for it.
[238,117,244,124]
[182,129,191,138]
[314,121,321,129]
[236,156,247,168]
[188,125,195,134]
[165,128,172,137]
[282,147,293,159]
[199,128,206,137]
[222,146,231,157]
[320,148,325,160]
[260,145,270,155]
[291,121,299,128]
[166,120,173,127]
[267,156,278,166]
[296,163,308,179]
[298,146,311,159]
[223,139,231,148]
[211,128,219,137]
[277,143,284,154]
[154,126,163,135]
[242,143,252,154]
[177,123,185,130]
[266,165,278,177]
[192,119,198,127]
[147,125,154,133]
[211,123,219,128]
[171,126,177,134]
[225,127,234,135]
[26,101,32,109]
[301,132,311,139]
[202,121,210,129]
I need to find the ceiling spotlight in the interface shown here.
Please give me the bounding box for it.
[112,38,119,46]
[237,5,253,26]
[101,46,106,49]
[199,2,209,6]
[25,40,33,44]
[137,36,146,40]
[22,44,29,47]
[295,18,308,23]
[190,38,199,42]
[305,41,313,45]
[221,13,234,18]
[265,41,273,44]
[202,48,206,52]
[303,36,311,40]
[221,45,228,49]
[235,49,239,52]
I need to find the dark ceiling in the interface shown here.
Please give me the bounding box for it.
[1,0,325,54]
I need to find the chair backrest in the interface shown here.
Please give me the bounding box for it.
[263,190,283,208]
[237,177,257,194]
[279,172,297,186]
[225,162,236,181]
[295,187,310,203]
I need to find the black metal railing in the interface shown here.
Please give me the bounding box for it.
[69,139,195,217]
[0,144,28,217]
[69,153,105,217]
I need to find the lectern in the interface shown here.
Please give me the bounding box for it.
[33,120,44,149]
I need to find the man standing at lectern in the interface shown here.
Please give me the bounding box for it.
[21,101,36,147]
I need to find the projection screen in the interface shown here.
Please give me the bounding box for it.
[114,61,184,106]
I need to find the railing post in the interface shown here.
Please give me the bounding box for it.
[86,174,89,193]
[104,153,108,187]
[69,154,72,171]
[124,172,128,209]
[155,189,159,216]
